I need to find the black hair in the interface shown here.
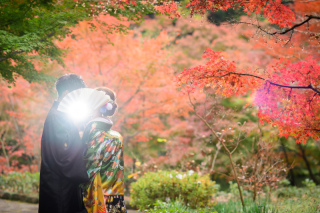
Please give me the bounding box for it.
[96,87,118,117]
[55,74,86,98]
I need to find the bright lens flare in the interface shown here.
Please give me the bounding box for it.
[57,88,110,122]
[67,101,89,122]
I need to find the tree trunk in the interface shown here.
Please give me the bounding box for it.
[132,158,136,173]
[281,142,295,186]
[298,143,319,185]
[0,127,10,168]
[220,141,245,209]
[252,151,259,201]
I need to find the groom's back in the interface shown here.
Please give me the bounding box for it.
[38,73,88,213]
[39,102,88,213]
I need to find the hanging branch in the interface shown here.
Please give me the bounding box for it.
[202,70,320,94]
[269,15,320,36]
[234,15,320,36]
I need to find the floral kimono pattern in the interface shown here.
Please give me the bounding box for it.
[82,119,126,213]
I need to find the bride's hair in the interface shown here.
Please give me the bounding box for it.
[95,87,118,117]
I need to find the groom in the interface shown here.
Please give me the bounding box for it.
[39,74,89,213]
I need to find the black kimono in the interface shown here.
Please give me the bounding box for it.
[39,101,89,213]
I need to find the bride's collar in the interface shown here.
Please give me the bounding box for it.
[89,117,113,125]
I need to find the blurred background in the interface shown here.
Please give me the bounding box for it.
[0,0,320,212]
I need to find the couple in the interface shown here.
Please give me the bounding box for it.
[38,74,126,213]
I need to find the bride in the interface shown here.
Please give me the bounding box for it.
[82,87,126,213]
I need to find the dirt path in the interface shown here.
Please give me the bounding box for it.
[0,199,138,213]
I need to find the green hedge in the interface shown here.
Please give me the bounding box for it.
[130,170,216,210]
[0,172,39,195]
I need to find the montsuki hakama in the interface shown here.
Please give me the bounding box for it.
[39,101,89,213]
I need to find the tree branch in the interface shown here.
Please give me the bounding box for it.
[270,15,320,36]
[234,15,320,37]
[267,81,320,94]
[203,70,320,94]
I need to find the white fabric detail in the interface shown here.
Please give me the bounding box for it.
[106,102,113,110]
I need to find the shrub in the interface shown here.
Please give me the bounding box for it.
[130,170,216,210]
[302,178,316,188]
[0,172,39,195]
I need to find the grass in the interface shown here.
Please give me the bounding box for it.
[212,199,277,213]
[144,199,276,213]
[144,186,320,213]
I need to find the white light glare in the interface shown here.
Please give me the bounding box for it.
[67,101,90,122]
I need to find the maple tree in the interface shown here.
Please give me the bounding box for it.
[176,1,320,144]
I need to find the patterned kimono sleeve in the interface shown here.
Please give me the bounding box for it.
[101,135,125,196]
[86,131,107,178]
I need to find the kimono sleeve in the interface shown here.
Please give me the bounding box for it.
[100,135,124,194]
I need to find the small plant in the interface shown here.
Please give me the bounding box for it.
[236,140,289,201]
[302,178,316,188]
[278,179,290,187]
[130,170,216,210]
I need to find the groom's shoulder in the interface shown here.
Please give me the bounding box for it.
[46,102,63,119]
[45,107,70,127]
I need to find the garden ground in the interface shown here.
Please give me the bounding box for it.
[0,199,138,213]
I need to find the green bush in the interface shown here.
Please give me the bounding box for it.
[130,170,216,210]
[0,172,39,195]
